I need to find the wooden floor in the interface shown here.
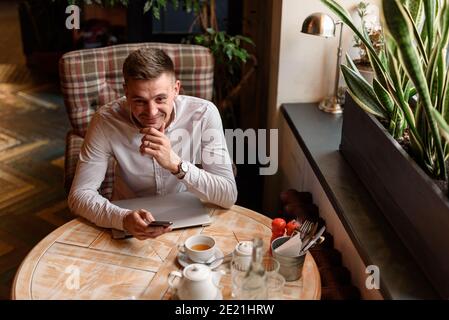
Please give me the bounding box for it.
[0,2,74,300]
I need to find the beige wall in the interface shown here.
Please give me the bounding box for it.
[276,0,381,108]
[263,0,384,299]
[264,0,381,213]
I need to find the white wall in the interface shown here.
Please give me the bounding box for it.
[276,0,381,107]
[263,0,384,299]
[264,0,381,214]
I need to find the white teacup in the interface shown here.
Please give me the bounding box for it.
[179,235,216,263]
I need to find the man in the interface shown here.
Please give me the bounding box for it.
[68,48,237,240]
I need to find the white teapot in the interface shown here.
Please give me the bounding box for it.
[168,264,225,300]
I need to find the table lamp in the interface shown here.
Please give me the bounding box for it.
[301,13,344,114]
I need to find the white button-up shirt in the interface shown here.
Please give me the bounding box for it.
[68,95,237,230]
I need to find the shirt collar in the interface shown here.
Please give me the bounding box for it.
[165,97,179,132]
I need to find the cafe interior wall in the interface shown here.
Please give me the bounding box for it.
[261,0,383,300]
[263,0,381,213]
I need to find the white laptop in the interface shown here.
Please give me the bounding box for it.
[111,192,212,233]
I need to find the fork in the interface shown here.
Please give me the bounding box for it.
[298,220,313,239]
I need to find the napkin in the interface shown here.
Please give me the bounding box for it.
[274,233,302,257]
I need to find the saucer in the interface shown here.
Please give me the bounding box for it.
[177,247,224,269]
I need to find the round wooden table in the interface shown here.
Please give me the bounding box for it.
[12,205,321,300]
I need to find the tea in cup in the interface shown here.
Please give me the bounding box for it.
[179,235,216,263]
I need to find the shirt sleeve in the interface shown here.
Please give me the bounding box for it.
[181,103,238,208]
[67,112,130,230]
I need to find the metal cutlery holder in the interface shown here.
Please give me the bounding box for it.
[271,236,306,281]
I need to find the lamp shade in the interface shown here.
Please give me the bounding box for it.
[301,13,336,38]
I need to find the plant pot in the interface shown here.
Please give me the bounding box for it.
[340,93,449,298]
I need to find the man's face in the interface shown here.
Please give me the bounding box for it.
[124,73,180,130]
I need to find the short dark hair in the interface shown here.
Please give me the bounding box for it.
[123,48,175,83]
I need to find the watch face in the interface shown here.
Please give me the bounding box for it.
[180,162,189,172]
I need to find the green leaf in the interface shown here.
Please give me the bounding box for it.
[441,58,449,117]
[373,78,395,114]
[433,109,449,143]
[235,35,255,46]
[383,0,446,179]
[152,5,160,20]
[143,0,153,14]
[341,65,387,118]
[234,49,248,62]
[402,3,428,65]
[194,35,205,44]
[345,54,361,75]
[218,31,225,43]
[423,0,436,56]
[386,45,416,129]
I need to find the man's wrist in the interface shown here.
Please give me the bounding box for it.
[173,160,189,179]
[122,210,132,232]
[170,160,181,174]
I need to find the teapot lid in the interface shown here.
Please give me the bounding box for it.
[183,264,210,281]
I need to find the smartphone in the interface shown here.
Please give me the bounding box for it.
[147,220,173,227]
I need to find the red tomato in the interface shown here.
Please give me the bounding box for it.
[272,218,286,234]
[286,219,300,236]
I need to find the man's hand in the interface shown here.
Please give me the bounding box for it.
[123,209,171,240]
[139,123,180,173]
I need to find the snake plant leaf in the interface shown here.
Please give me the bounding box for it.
[402,4,428,65]
[423,0,436,56]
[401,0,423,23]
[345,53,361,75]
[362,26,391,89]
[373,78,395,114]
[386,45,417,129]
[383,0,446,179]
[437,54,445,110]
[437,0,449,113]
[341,65,387,118]
[442,68,449,120]
[433,109,449,142]
[379,50,388,71]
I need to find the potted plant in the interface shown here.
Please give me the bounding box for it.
[352,1,383,83]
[321,0,449,298]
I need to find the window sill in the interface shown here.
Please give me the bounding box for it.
[281,103,438,299]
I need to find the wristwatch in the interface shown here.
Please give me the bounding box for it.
[174,160,189,179]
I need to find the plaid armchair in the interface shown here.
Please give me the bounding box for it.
[59,43,214,199]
